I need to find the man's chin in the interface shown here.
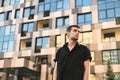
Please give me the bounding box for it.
[71,38,78,41]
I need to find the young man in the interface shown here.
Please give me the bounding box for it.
[53,25,92,80]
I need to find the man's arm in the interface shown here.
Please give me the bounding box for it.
[83,60,90,80]
[53,62,57,80]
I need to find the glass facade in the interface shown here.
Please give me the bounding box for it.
[77,13,92,26]
[38,0,70,14]
[56,16,69,28]
[98,0,120,22]
[103,50,120,64]
[0,25,15,52]
[76,0,92,8]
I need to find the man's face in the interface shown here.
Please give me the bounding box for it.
[67,27,80,41]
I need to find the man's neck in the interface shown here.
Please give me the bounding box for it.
[68,40,77,51]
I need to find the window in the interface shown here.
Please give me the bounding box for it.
[77,13,92,26]
[15,9,20,19]
[98,0,120,22]
[56,16,69,28]
[90,52,95,65]
[21,22,34,36]
[1,0,7,7]
[104,32,115,42]
[103,50,120,64]
[0,25,15,52]
[38,0,70,14]
[7,11,12,20]
[35,37,50,53]
[37,19,49,30]
[10,0,20,5]
[76,0,91,8]
[24,7,34,18]
[79,32,93,44]
[56,35,61,47]
[0,13,5,21]
[20,39,32,50]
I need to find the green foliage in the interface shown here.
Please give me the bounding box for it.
[105,60,115,80]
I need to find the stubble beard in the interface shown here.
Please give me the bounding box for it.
[71,38,78,41]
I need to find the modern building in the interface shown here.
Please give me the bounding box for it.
[0,0,120,80]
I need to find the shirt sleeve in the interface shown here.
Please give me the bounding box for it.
[53,48,61,62]
[83,46,92,62]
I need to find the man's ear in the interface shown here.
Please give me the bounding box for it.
[66,32,69,37]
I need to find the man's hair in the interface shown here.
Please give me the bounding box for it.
[67,25,80,32]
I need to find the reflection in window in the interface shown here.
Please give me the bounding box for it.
[76,0,91,8]
[103,50,120,64]
[98,0,120,22]
[103,32,115,42]
[35,37,50,53]
[56,16,69,28]
[77,13,92,26]
[0,13,5,21]
[0,25,15,52]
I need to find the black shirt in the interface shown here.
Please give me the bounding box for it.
[54,42,92,80]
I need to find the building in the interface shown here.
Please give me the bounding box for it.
[0,0,120,80]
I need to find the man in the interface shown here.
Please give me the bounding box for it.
[53,25,92,80]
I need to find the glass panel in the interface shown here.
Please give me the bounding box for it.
[51,2,57,12]
[115,8,120,17]
[39,4,44,12]
[11,25,15,32]
[57,1,63,10]
[0,13,4,21]
[9,35,15,41]
[4,36,9,41]
[57,18,63,28]
[107,2,114,9]
[1,27,5,36]
[76,0,82,7]
[42,37,49,48]
[107,9,114,18]
[83,0,91,6]
[63,0,69,9]
[3,42,8,49]
[8,41,14,51]
[0,42,3,52]
[85,13,92,23]
[99,10,106,19]
[115,1,120,7]
[7,11,12,20]
[10,0,15,5]
[28,23,34,32]
[37,38,42,46]
[24,8,30,17]
[5,26,10,35]
[98,3,106,10]
[45,0,50,3]
[30,8,34,14]
[15,9,20,18]
[45,3,50,11]
[78,15,84,25]
[23,24,28,31]
[64,17,69,26]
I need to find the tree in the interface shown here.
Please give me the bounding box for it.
[105,60,115,80]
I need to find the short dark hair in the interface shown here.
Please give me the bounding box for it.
[67,25,80,32]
